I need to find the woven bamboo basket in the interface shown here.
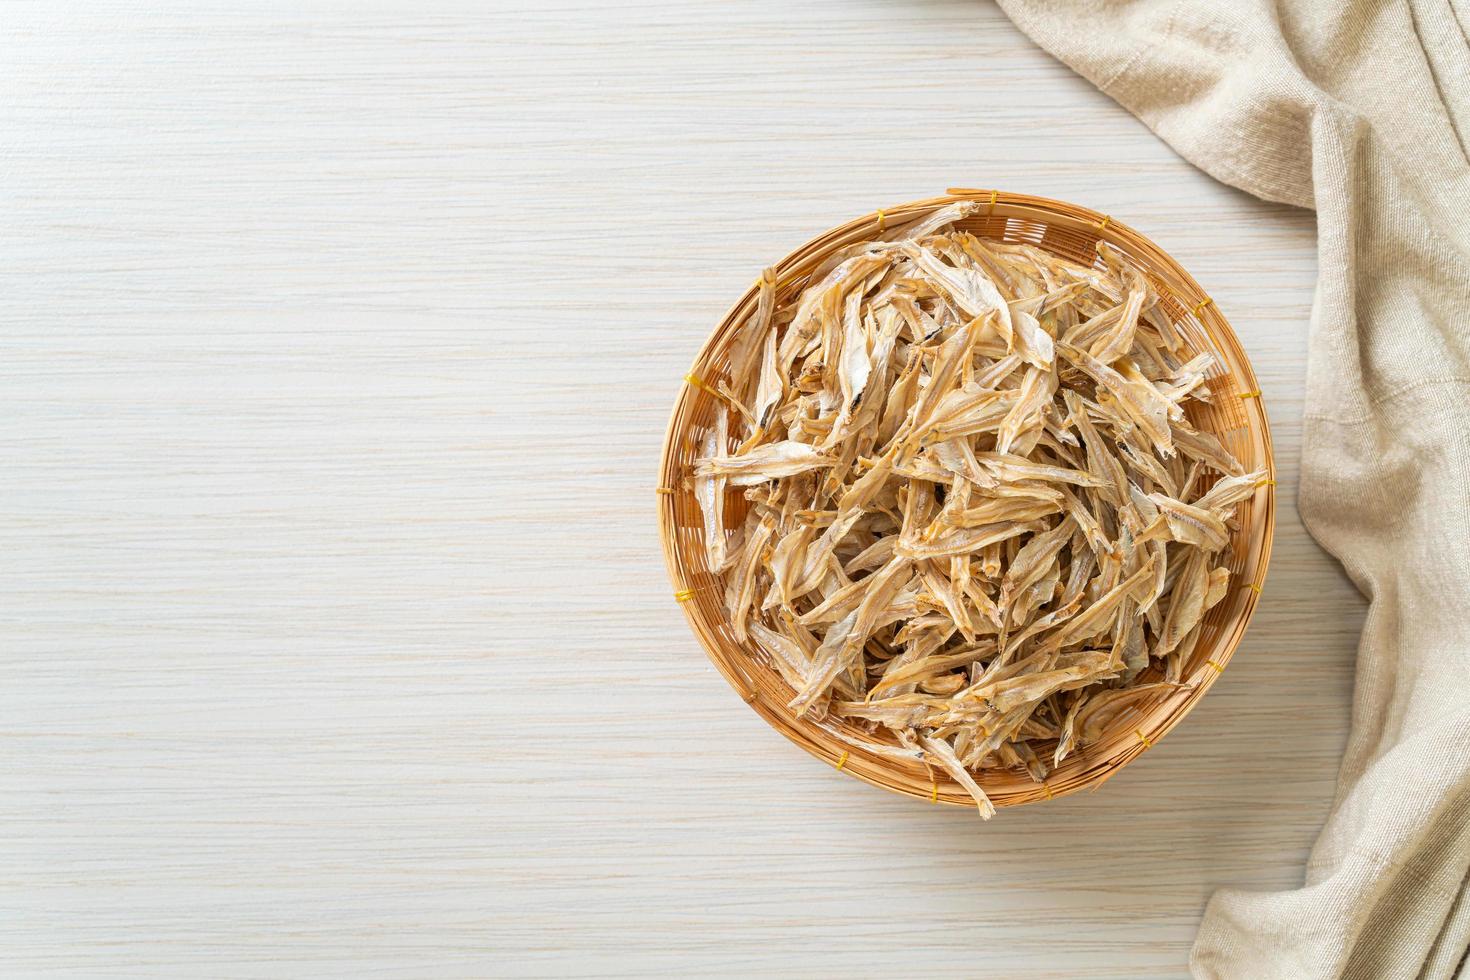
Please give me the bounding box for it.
[657,190,1275,809]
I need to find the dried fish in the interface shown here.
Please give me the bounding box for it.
[692,208,1257,818]
[695,440,827,485]
[694,412,728,569]
[921,734,996,818]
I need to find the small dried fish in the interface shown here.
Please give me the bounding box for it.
[692,207,1257,818]
[696,440,827,484]
[694,412,728,569]
[921,734,996,818]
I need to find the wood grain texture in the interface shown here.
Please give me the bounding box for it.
[0,1,1358,977]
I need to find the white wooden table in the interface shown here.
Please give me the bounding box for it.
[0,2,1362,976]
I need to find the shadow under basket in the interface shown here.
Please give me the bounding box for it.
[657,190,1275,810]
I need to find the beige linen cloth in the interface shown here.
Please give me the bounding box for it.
[993,0,1470,977]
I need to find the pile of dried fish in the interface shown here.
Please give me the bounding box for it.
[690,202,1262,817]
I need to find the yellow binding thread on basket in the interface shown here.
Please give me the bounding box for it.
[1205,659,1226,674]
[987,189,998,216]
[1256,478,1277,488]
[836,750,849,772]
[1247,582,1264,595]
[684,372,723,398]
[674,588,697,603]
[931,781,939,804]
[1192,297,1214,315]
[1094,215,1112,231]
[876,209,886,233]
[1041,782,1054,800]
[656,486,675,495]
[1136,729,1153,749]
[685,372,735,409]
[1240,390,1263,400]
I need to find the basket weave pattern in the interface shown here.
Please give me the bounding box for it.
[658,192,1275,808]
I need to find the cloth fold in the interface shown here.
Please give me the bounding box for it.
[993,1,1470,976]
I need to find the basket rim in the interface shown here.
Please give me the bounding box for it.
[657,189,1276,809]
